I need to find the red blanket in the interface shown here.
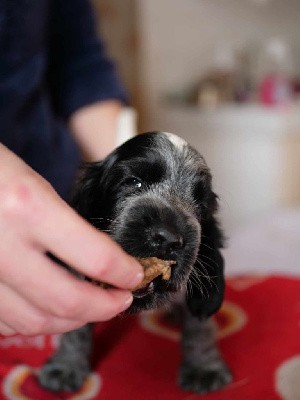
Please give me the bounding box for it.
[0,276,299,400]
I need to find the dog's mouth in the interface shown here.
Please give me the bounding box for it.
[132,281,155,298]
[132,273,172,299]
[129,257,175,299]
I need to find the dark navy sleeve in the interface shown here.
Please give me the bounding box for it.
[47,0,127,119]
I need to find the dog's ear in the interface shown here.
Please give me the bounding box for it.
[71,152,118,218]
[71,162,102,217]
[186,189,225,319]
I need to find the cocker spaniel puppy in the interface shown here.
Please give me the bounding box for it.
[39,132,232,394]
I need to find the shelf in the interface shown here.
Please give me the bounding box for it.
[158,101,300,141]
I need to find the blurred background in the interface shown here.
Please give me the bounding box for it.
[92,0,300,274]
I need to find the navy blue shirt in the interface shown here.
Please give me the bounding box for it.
[0,0,126,199]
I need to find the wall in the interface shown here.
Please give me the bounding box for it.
[136,0,300,128]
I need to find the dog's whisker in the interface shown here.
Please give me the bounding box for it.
[189,273,209,299]
[188,277,203,298]
[194,259,213,278]
[192,270,211,286]
[188,270,207,298]
[92,226,113,234]
[195,257,216,273]
[199,241,217,252]
[192,261,219,292]
[190,272,207,292]
[199,254,221,270]
[194,268,220,292]
[89,217,114,222]
[195,258,223,280]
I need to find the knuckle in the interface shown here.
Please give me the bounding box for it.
[100,305,122,322]
[97,296,127,322]
[54,294,82,319]
[89,256,112,281]
[32,316,49,334]
[0,178,35,221]
[18,314,49,336]
[18,326,36,336]
[100,309,118,322]
[0,325,15,336]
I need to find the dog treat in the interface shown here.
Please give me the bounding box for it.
[90,257,175,291]
[133,257,175,291]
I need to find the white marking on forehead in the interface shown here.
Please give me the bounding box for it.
[163,132,187,151]
[161,132,201,179]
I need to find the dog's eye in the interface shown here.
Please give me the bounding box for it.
[124,177,143,188]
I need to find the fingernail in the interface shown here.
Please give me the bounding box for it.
[124,293,133,306]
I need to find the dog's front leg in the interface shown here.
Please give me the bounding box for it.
[38,324,92,392]
[179,308,232,394]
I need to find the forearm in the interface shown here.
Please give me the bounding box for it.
[68,100,123,162]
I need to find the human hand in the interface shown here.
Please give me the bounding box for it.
[0,144,143,336]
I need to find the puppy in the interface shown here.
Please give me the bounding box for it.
[39,132,232,394]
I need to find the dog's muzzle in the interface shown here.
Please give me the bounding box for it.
[111,194,201,300]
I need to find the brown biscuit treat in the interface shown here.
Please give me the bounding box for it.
[133,257,175,291]
[90,257,175,291]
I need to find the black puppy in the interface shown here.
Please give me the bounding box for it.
[39,132,232,394]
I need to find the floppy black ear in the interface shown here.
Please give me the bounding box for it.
[71,162,105,217]
[71,152,118,219]
[186,195,225,319]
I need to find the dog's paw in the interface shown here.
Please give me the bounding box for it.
[38,360,90,392]
[179,361,232,394]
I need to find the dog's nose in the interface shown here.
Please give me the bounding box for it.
[150,226,184,257]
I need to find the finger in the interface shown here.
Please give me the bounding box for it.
[0,320,16,336]
[0,282,86,335]
[1,244,134,322]
[32,199,143,290]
